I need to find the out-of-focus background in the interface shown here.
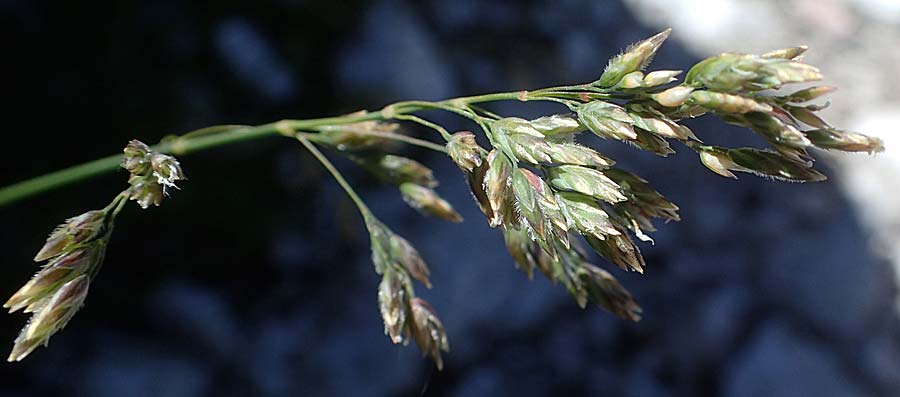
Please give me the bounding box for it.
[1,1,898,396]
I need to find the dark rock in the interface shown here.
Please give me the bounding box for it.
[149,283,241,360]
[759,206,896,341]
[860,321,900,394]
[79,345,210,397]
[724,320,869,397]
[624,350,671,397]
[336,1,455,102]
[215,19,297,103]
[453,365,504,396]
[666,286,755,372]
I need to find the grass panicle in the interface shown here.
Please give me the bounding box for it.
[2,30,883,369]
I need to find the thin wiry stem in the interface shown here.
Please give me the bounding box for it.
[110,191,130,218]
[466,104,503,120]
[101,190,129,214]
[0,84,635,208]
[296,133,373,220]
[299,130,448,154]
[391,100,484,124]
[174,124,254,140]
[391,114,453,142]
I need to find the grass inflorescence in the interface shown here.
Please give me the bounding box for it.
[1,29,882,367]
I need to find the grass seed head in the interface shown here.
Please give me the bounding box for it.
[577,101,638,141]
[483,150,514,227]
[804,129,884,154]
[400,183,463,223]
[642,70,682,87]
[388,232,432,288]
[409,298,449,370]
[529,114,583,137]
[378,268,411,345]
[578,264,642,321]
[545,143,615,168]
[597,28,671,87]
[547,165,626,204]
[8,275,89,362]
[690,91,772,113]
[685,52,821,92]
[784,86,836,103]
[652,86,694,107]
[446,131,486,172]
[364,154,438,188]
[33,210,105,262]
[585,232,646,274]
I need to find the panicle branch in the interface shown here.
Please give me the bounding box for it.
[5,140,185,361]
[2,29,883,370]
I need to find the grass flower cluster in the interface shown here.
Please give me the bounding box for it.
[0,29,882,367]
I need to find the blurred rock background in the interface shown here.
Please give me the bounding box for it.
[626,0,900,315]
[0,1,897,396]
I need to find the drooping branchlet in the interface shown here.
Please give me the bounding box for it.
[5,209,110,362]
[400,183,463,223]
[365,218,448,367]
[5,140,189,361]
[315,113,403,152]
[690,143,827,182]
[358,154,438,188]
[8,275,90,362]
[33,210,105,262]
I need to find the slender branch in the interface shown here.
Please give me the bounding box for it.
[295,133,373,220]
[299,130,448,153]
[466,104,503,120]
[0,154,126,208]
[101,190,129,214]
[389,100,484,125]
[391,114,453,142]
[0,85,619,208]
[171,124,254,140]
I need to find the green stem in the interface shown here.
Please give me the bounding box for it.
[0,85,609,208]
[390,114,453,142]
[295,134,373,220]
[89,192,130,280]
[466,104,503,120]
[101,190,129,214]
[299,130,448,153]
[0,154,125,207]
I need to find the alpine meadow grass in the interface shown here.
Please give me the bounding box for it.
[0,29,883,367]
